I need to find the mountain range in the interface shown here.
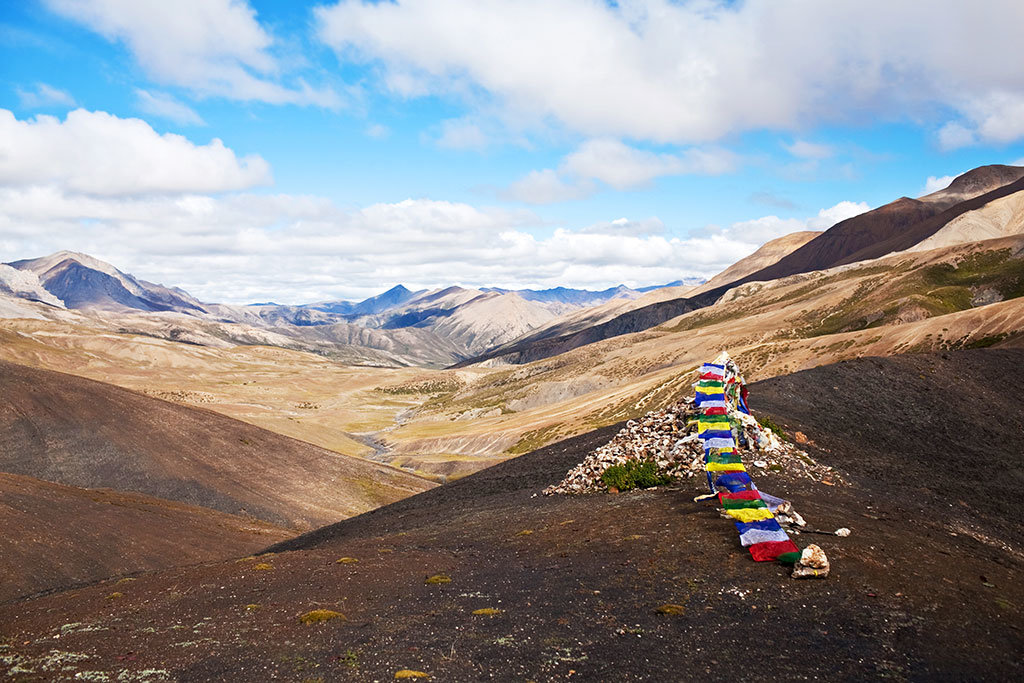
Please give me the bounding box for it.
[0,251,699,364]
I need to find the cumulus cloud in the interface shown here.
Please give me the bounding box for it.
[365,123,390,139]
[0,180,873,304]
[502,169,595,204]
[315,0,1024,146]
[506,139,735,204]
[717,201,870,244]
[922,175,955,195]
[45,0,341,107]
[563,139,735,190]
[0,108,270,196]
[16,82,75,108]
[784,140,833,160]
[135,89,205,126]
[436,119,489,150]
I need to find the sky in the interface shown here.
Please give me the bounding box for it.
[2,0,1024,305]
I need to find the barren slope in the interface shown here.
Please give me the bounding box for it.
[1,350,1020,680]
[908,190,1024,252]
[0,472,290,602]
[0,359,434,530]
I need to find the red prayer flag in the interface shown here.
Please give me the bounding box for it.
[748,540,800,562]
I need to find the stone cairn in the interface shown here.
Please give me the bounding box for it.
[544,379,841,496]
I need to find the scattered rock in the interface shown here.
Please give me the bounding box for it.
[545,369,843,496]
[794,431,809,444]
[835,528,851,537]
[792,544,830,579]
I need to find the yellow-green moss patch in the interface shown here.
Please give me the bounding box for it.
[299,609,345,625]
[105,592,122,600]
[336,557,359,564]
[472,608,502,616]
[395,670,429,679]
[424,574,451,585]
[253,563,274,571]
[654,603,686,615]
[515,529,533,536]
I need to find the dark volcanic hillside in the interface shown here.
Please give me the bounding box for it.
[2,350,1020,680]
[462,165,1024,367]
[0,359,433,529]
[0,472,291,602]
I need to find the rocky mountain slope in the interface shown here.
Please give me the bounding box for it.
[0,359,434,530]
[2,349,1020,680]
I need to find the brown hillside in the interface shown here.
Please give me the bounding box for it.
[1,350,1020,680]
[0,472,291,603]
[0,359,434,530]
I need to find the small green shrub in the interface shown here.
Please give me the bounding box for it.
[757,415,788,441]
[601,460,672,491]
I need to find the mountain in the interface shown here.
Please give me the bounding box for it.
[460,164,1024,367]
[8,251,207,314]
[0,471,290,602]
[2,349,1020,679]
[0,358,434,530]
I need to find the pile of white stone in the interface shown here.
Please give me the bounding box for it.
[544,392,842,495]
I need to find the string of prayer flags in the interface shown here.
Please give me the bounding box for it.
[696,352,800,564]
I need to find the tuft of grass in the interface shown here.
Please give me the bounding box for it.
[395,671,429,679]
[335,557,359,564]
[757,414,789,441]
[425,574,451,585]
[245,604,261,611]
[299,609,344,625]
[654,603,686,615]
[253,563,273,571]
[472,608,502,616]
[601,460,673,492]
[105,592,122,600]
[515,529,533,536]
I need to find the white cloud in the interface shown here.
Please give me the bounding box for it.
[365,123,390,139]
[45,0,341,107]
[506,138,735,203]
[436,119,489,150]
[938,122,976,151]
[315,0,1024,145]
[719,201,869,244]
[135,89,205,126]
[0,108,270,196]
[0,179,874,304]
[502,169,595,204]
[784,140,833,160]
[16,82,75,108]
[563,139,735,190]
[922,175,955,195]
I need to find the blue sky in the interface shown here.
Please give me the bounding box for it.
[2,0,1023,304]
